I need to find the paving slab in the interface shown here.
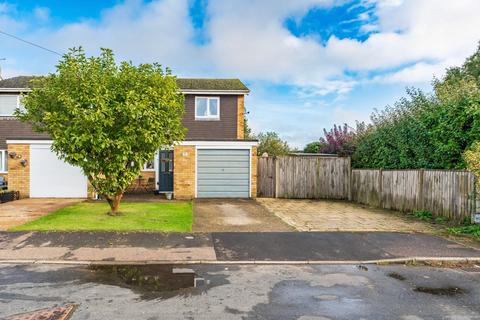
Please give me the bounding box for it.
[258,198,437,232]
[212,232,480,261]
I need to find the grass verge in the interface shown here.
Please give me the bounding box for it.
[10,202,193,232]
[407,210,480,241]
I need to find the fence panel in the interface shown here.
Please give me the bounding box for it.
[350,169,381,207]
[257,156,276,197]
[260,156,350,199]
[258,156,476,222]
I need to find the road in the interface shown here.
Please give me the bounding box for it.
[0,263,479,319]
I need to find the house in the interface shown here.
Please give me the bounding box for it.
[0,76,257,199]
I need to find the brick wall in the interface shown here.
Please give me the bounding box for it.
[237,95,245,139]
[173,145,196,199]
[7,144,30,198]
[251,146,257,198]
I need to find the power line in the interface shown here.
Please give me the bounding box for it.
[0,29,62,56]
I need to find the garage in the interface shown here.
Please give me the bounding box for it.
[197,149,250,198]
[30,144,88,198]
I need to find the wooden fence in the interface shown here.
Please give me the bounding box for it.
[351,169,476,221]
[257,155,351,199]
[257,156,476,221]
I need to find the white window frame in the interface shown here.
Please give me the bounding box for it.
[143,159,155,171]
[195,96,220,120]
[0,150,7,173]
[0,95,21,117]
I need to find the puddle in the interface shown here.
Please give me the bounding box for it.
[87,264,203,300]
[414,286,466,296]
[387,272,406,281]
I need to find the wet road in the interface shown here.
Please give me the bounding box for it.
[0,263,479,319]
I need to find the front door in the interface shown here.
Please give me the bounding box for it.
[158,150,174,192]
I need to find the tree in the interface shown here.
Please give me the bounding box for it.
[303,141,323,153]
[18,48,186,215]
[319,123,360,156]
[352,43,480,169]
[257,131,290,156]
[244,115,255,140]
[464,142,480,189]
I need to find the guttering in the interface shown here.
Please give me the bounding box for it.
[1,88,249,95]
[6,139,53,145]
[7,139,259,147]
[179,140,258,147]
[0,88,31,93]
[179,89,250,95]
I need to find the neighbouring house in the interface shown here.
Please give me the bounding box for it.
[0,76,257,199]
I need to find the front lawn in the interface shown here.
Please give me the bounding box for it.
[10,202,192,232]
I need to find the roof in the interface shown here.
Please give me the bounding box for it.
[0,76,38,89]
[176,78,249,92]
[0,76,250,93]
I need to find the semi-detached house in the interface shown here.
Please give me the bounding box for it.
[0,76,257,199]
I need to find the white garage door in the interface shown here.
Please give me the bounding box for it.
[30,144,87,198]
[197,149,250,198]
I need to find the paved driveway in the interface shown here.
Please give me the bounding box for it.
[0,198,82,230]
[193,199,293,232]
[257,198,436,233]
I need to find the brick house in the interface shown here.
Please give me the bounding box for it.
[0,76,257,199]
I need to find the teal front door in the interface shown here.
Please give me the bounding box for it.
[158,150,173,192]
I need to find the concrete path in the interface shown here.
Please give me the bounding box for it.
[0,231,216,262]
[0,198,82,231]
[1,264,479,319]
[258,198,438,232]
[193,199,293,232]
[0,231,478,264]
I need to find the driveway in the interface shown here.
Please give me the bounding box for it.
[193,199,293,232]
[257,198,437,233]
[0,198,82,230]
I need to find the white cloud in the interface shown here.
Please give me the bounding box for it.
[1,0,480,146]
[33,7,50,23]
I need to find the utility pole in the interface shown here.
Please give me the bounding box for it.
[0,58,5,80]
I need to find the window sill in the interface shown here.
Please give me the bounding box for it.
[195,117,220,121]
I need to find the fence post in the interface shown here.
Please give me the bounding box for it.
[274,156,279,198]
[418,169,424,211]
[378,169,383,208]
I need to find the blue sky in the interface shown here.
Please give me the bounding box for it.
[1,0,479,148]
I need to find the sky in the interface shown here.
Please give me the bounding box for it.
[1,0,479,148]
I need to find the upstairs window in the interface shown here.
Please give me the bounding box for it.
[195,97,220,120]
[0,95,21,116]
[0,150,7,172]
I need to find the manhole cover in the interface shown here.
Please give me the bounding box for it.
[4,304,77,320]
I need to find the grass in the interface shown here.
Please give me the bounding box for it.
[407,210,480,241]
[447,225,480,240]
[10,202,193,232]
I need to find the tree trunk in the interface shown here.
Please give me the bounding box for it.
[106,192,123,215]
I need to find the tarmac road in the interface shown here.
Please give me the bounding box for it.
[0,263,479,319]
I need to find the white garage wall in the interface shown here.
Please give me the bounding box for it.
[30,144,87,198]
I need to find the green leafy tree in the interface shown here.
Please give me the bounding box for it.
[257,131,290,156]
[352,43,480,169]
[303,141,322,153]
[464,142,480,189]
[18,48,186,214]
[244,115,255,140]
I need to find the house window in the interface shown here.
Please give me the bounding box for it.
[143,158,155,171]
[195,97,220,120]
[0,150,7,172]
[0,95,21,116]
